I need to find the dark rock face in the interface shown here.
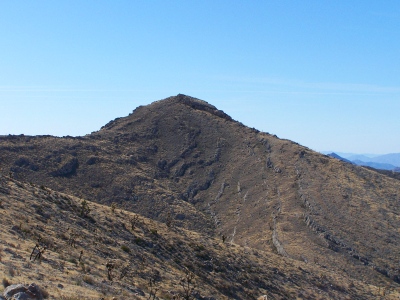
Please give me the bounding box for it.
[50,157,79,177]
[175,94,233,122]
[13,157,39,171]
[3,283,43,300]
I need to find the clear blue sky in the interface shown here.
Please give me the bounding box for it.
[1,1,399,154]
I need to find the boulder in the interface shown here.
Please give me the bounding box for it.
[3,283,43,300]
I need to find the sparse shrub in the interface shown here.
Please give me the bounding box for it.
[179,268,196,300]
[121,245,130,253]
[7,267,15,277]
[150,228,158,236]
[2,277,11,288]
[79,261,86,272]
[221,234,226,243]
[106,260,115,281]
[166,212,174,228]
[85,265,91,273]
[148,277,159,300]
[82,274,95,285]
[78,250,83,262]
[29,243,46,262]
[129,214,140,230]
[68,257,78,265]
[111,202,117,213]
[80,200,90,217]
[119,262,132,280]
[58,260,65,271]
[137,252,147,269]
[158,291,174,300]
[67,230,78,248]
[40,286,50,299]
[134,237,145,246]
[195,250,210,261]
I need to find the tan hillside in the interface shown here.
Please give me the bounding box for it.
[0,94,400,298]
[2,175,393,299]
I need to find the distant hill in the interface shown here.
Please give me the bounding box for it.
[327,152,353,164]
[369,153,400,167]
[324,152,400,171]
[347,154,377,162]
[322,152,378,160]
[352,159,398,171]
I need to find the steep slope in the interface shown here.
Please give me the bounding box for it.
[2,175,391,299]
[0,94,399,291]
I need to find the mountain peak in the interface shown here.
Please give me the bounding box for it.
[97,94,234,134]
[169,94,233,122]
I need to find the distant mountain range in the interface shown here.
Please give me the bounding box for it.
[323,151,400,171]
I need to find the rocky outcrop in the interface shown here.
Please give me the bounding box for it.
[3,283,43,300]
[272,217,288,257]
[175,94,233,122]
[50,157,78,177]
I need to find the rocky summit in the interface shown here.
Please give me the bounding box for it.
[0,94,399,299]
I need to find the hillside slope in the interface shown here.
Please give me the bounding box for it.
[2,175,392,299]
[0,94,399,293]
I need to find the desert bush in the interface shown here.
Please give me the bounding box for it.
[8,266,16,277]
[134,237,144,245]
[2,277,11,288]
[40,286,50,299]
[121,245,130,253]
[166,212,174,228]
[179,269,196,300]
[80,200,90,217]
[129,214,140,230]
[111,202,117,213]
[68,257,78,265]
[82,275,95,285]
[106,260,115,281]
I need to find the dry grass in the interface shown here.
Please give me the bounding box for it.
[2,175,399,299]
